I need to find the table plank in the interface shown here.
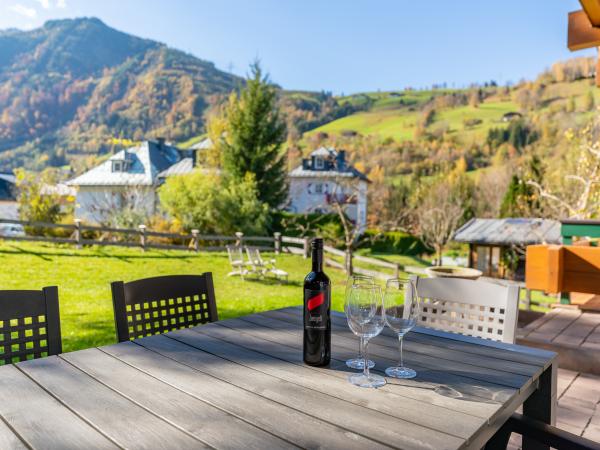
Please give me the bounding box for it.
[102,340,387,450]
[211,316,514,417]
[17,356,205,449]
[278,307,548,373]
[61,348,295,450]
[257,309,531,389]
[0,364,116,449]
[0,417,27,450]
[136,332,464,450]
[175,324,484,440]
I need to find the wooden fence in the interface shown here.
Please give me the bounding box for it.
[0,218,412,279]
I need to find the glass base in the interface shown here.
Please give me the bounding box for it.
[348,372,386,388]
[385,366,417,379]
[346,357,375,370]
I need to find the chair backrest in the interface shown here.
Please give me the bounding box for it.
[407,275,520,343]
[0,287,62,364]
[245,246,264,266]
[111,273,218,342]
[226,245,243,263]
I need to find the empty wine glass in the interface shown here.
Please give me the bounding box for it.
[346,284,386,388]
[383,278,420,379]
[344,274,375,370]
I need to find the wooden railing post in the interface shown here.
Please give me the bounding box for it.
[394,263,400,279]
[191,229,199,252]
[345,249,353,275]
[303,237,310,259]
[235,232,244,247]
[74,219,82,249]
[273,232,282,254]
[139,225,146,251]
[524,289,532,310]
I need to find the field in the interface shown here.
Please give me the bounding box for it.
[0,241,358,353]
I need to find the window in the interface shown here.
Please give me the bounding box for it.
[315,183,323,194]
[314,157,324,169]
[112,160,124,172]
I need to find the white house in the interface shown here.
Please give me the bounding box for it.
[288,147,369,233]
[67,139,194,223]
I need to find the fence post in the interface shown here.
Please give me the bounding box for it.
[235,231,244,247]
[191,229,199,252]
[394,263,400,279]
[303,237,310,259]
[345,249,353,275]
[524,288,532,310]
[74,219,82,249]
[139,225,146,251]
[273,232,282,254]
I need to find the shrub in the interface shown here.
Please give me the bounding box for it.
[360,230,432,255]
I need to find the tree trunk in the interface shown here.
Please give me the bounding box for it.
[437,246,443,266]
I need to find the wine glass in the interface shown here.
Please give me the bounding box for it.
[344,274,375,370]
[345,284,386,388]
[383,278,420,379]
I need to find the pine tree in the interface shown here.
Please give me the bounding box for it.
[218,61,287,208]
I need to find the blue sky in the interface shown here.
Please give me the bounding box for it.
[0,0,595,93]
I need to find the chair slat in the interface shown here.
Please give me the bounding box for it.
[111,273,218,342]
[408,275,520,343]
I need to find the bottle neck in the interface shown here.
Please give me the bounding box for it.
[312,246,323,272]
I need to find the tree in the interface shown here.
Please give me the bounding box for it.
[213,61,288,208]
[159,171,269,235]
[527,118,600,219]
[584,90,595,112]
[15,168,64,235]
[91,187,153,229]
[416,181,465,266]
[500,155,544,218]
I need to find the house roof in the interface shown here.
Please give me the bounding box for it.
[453,218,562,246]
[191,137,213,150]
[157,157,195,178]
[290,146,370,182]
[67,141,185,187]
[0,173,15,184]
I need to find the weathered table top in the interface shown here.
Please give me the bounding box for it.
[0,306,557,450]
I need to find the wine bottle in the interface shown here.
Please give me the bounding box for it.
[303,238,331,366]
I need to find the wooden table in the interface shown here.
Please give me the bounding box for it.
[0,306,556,450]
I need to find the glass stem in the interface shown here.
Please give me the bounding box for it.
[358,336,364,358]
[399,335,404,368]
[363,338,370,378]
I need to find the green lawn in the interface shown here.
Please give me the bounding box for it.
[0,241,351,353]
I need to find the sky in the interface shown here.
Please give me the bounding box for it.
[0,0,596,94]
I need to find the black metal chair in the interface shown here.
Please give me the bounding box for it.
[0,287,62,364]
[111,273,218,342]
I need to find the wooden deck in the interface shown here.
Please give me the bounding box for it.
[508,368,600,449]
[517,308,600,375]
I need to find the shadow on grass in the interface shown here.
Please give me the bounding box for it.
[242,277,301,288]
[0,244,210,262]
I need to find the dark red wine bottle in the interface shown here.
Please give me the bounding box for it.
[303,238,331,366]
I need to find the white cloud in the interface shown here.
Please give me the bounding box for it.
[35,0,50,9]
[56,0,66,8]
[9,4,37,18]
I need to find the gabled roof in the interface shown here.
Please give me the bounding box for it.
[157,157,195,178]
[67,141,185,186]
[453,218,561,246]
[191,137,213,150]
[0,173,15,184]
[290,146,369,182]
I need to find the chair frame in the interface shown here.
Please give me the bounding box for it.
[245,246,288,282]
[226,245,250,278]
[111,273,218,342]
[406,275,520,343]
[0,287,62,364]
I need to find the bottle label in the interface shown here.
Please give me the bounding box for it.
[305,289,329,330]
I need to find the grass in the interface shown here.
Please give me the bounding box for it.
[0,241,351,353]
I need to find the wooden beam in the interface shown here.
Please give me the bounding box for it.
[568,10,600,51]
[580,0,600,27]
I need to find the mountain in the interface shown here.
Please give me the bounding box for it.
[0,18,242,170]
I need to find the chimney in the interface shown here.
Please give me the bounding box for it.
[302,159,310,170]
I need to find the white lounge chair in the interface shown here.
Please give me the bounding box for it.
[245,246,288,282]
[226,245,252,279]
[406,275,520,343]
